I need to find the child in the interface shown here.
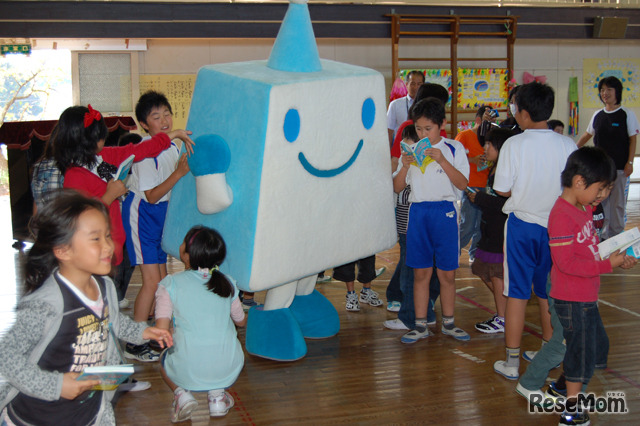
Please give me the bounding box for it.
[386,124,418,313]
[516,177,613,405]
[31,126,63,214]
[547,119,565,135]
[393,97,470,343]
[0,191,172,425]
[155,226,246,422]
[384,124,439,330]
[467,127,514,333]
[548,147,636,425]
[122,92,191,361]
[492,82,577,380]
[456,105,493,263]
[54,105,194,267]
[577,76,640,240]
[333,255,383,312]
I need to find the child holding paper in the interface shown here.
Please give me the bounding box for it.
[548,147,636,425]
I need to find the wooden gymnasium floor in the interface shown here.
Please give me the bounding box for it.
[1,187,640,425]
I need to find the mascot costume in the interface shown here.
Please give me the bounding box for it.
[162,0,396,361]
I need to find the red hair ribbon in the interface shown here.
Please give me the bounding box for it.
[84,104,102,128]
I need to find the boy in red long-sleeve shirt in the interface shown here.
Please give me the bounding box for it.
[548,146,636,425]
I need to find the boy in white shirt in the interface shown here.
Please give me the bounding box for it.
[393,97,470,344]
[492,82,577,380]
[123,91,190,362]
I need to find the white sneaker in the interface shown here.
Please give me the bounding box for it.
[493,360,519,380]
[172,387,198,423]
[375,267,386,277]
[316,275,331,283]
[383,318,409,330]
[522,350,537,362]
[515,382,548,406]
[119,379,151,392]
[208,390,234,417]
[118,298,130,309]
[345,292,360,312]
[359,288,383,307]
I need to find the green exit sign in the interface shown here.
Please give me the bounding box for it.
[1,44,32,55]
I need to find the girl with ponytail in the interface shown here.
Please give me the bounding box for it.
[154,226,246,422]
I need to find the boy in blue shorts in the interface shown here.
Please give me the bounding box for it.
[123,91,191,361]
[492,82,577,380]
[549,147,636,425]
[393,97,470,344]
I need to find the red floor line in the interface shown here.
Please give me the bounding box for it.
[604,367,640,390]
[456,293,640,390]
[229,388,255,425]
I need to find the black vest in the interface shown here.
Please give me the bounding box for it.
[592,108,630,170]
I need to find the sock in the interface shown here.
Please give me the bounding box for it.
[415,318,428,332]
[496,315,505,323]
[540,339,548,349]
[556,374,567,390]
[442,315,455,330]
[506,347,520,368]
[361,287,370,293]
[208,389,224,399]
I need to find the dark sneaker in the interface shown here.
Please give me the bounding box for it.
[475,314,504,334]
[546,380,568,401]
[559,411,590,425]
[124,343,160,363]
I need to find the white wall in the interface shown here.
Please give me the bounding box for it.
[139,37,640,146]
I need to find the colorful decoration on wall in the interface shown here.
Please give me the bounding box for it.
[582,58,640,108]
[568,76,579,136]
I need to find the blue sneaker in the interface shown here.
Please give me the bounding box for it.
[441,325,470,341]
[401,328,432,344]
[386,301,401,312]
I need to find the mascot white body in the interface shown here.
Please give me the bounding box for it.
[162,0,396,361]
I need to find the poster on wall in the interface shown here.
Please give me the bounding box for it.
[139,75,197,130]
[582,58,640,108]
[457,68,509,110]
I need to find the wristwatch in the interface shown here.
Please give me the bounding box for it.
[629,161,634,165]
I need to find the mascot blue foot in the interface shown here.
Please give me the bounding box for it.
[245,307,307,361]
[290,290,340,339]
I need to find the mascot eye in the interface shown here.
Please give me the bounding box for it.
[283,108,300,143]
[361,98,375,130]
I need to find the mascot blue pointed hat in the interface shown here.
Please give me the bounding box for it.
[267,0,322,73]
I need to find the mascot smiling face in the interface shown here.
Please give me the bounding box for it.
[162,0,396,293]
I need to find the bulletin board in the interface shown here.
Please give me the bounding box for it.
[457,68,509,110]
[399,68,509,109]
[139,75,197,130]
[582,58,640,108]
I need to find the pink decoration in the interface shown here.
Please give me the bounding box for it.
[389,77,408,102]
[522,71,547,85]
